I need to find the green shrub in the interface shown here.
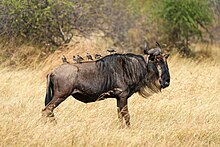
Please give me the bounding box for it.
[0,0,140,49]
[156,0,213,56]
[0,0,77,46]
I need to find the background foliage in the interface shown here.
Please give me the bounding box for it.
[0,0,219,55]
[156,0,213,56]
[0,0,138,48]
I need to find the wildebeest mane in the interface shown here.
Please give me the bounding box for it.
[95,53,148,93]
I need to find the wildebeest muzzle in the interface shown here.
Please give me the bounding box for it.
[160,77,170,88]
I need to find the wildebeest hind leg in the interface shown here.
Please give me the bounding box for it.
[42,95,68,117]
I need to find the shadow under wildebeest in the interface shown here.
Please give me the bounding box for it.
[42,42,170,127]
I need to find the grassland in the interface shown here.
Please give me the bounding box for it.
[0,44,220,146]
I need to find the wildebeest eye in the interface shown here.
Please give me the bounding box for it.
[164,54,170,59]
[149,55,155,61]
[156,57,163,62]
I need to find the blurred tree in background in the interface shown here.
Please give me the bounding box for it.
[0,0,139,48]
[156,0,214,56]
[0,0,78,46]
[0,0,218,56]
[211,0,220,20]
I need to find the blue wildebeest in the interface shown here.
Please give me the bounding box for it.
[42,43,170,127]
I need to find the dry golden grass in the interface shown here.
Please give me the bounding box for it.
[0,45,220,146]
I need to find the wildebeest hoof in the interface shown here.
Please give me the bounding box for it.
[42,109,54,117]
[40,116,57,125]
[47,111,55,117]
[48,117,57,124]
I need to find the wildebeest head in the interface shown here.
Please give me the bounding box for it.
[144,41,170,90]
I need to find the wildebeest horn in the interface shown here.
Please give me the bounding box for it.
[156,41,162,48]
[144,40,149,54]
[147,48,162,56]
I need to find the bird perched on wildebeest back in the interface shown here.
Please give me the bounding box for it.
[76,55,84,63]
[73,56,77,63]
[94,54,102,59]
[62,55,69,63]
[107,48,116,54]
[86,53,93,61]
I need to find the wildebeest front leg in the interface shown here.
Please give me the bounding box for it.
[117,93,130,127]
[117,99,123,123]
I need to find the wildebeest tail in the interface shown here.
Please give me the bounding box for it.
[45,73,54,106]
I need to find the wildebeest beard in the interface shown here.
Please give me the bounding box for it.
[138,61,161,97]
[95,53,160,96]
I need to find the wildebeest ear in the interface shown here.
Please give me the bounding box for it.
[164,54,170,59]
[144,40,149,54]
